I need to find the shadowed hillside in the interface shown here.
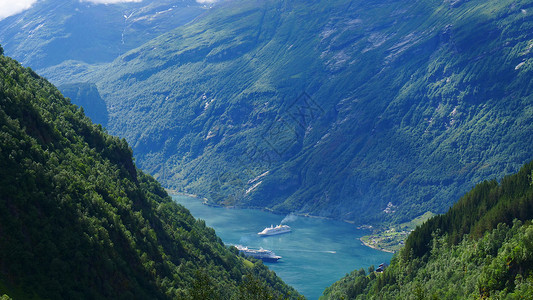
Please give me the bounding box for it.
[0,48,300,299]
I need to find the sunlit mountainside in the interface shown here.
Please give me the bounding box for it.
[0,0,206,69]
[1,0,532,298]
[2,0,532,224]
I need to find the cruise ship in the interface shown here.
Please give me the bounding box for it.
[257,224,292,236]
[235,245,282,262]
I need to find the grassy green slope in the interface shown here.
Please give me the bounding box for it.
[0,51,300,299]
[321,160,533,299]
[45,0,533,224]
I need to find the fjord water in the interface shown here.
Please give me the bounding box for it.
[173,195,393,299]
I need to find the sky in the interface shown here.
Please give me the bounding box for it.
[0,0,37,20]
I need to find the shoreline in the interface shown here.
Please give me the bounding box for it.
[359,237,395,254]
[167,190,349,222]
[166,190,207,200]
[168,190,398,254]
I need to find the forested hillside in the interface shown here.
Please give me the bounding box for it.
[33,0,533,224]
[321,160,533,299]
[0,49,300,299]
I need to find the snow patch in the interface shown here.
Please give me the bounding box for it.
[245,180,262,194]
[515,61,526,70]
[248,171,269,185]
[204,98,215,110]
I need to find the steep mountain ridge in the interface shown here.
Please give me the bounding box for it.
[0,0,206,69]
[0,50,299,299]
[4,0,533,224]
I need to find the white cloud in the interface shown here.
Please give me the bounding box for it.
[196,0,218,3]
[0,0,38,20]
[80,0,143,4]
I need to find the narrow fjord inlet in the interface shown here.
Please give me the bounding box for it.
[174,195,393,299]
[0,0,532,299]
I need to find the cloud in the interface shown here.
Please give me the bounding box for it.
[80,0,143,4]
[196,0,218,3]
[0,0,38,20]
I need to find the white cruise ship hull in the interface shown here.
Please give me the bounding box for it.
[258,224,292,236]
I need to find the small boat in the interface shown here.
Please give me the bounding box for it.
[258,224,291,236]
[235,245,282,262]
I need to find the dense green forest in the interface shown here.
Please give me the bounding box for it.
[321,160,533,299]
[0,49,300,299]
[28,0,533,225]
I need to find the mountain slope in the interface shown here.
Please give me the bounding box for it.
[405,160,533,259]
[59,82,109,126]
[321,160,533,299]
[0,0,206,70]
[0,49,299,299]
[9,0,533,224]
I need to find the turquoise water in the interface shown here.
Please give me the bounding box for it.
[173,195,393,299]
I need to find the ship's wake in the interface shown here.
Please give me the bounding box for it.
[275,248,336,254]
